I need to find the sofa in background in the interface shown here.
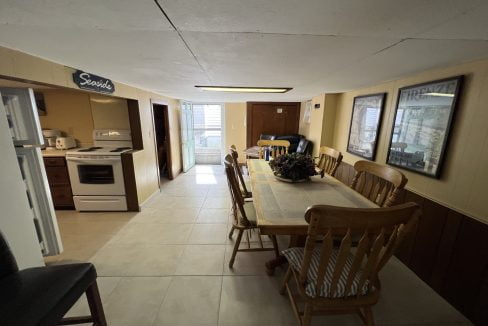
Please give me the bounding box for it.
[259,134,313,155]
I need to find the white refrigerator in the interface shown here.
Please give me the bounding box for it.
[0,87,62,268]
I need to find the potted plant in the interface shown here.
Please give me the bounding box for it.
[269,152,316,182]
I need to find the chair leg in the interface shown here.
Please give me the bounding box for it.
[270,235,280,258]
[228,229,244,268]
[280,266,292,295]
[363,306,375,326]
[257,230,264,248]
[85,280,107,326]
[228,225,235,239]
[301,303,312,326]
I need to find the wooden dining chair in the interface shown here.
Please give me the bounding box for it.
[280,202,420,326]
[257,139,290,159]
[316,146,343,178]
[229,145,252,199]
[350,160,408,207]
[224,154,279,268]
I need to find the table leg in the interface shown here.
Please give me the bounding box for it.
[265,235,306,276]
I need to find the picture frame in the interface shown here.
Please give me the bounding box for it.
[386,76,463,178]
[346,93,386,160]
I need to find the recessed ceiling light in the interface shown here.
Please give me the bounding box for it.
[195,86,292,93]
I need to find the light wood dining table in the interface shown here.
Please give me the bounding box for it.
[247,159,378,274]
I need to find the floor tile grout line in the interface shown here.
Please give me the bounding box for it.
[151,275,174,326]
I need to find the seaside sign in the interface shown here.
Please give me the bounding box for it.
[72,70,115,94]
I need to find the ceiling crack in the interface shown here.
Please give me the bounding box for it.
[152,0,212,83]
[371,39,408,55]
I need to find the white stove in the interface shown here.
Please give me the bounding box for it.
[66,129,132,211]
[67,146,132,157]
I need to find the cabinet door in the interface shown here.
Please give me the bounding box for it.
[0,88,44,146]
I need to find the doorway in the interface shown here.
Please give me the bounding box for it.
[192,103,223,164]
[151,102,173,183]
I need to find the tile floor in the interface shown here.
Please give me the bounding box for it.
[46,165,472,326]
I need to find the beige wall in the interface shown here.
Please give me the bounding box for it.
[298,101,310,139]
[0,46,182,205]
[38,91,132,147]
[321,94,338,148]
[329,58,488,223]
[299,94,325,157]
[39,90,94,147]
[90,94,130,130]
[299,94,338,157]
[224,103,247,163]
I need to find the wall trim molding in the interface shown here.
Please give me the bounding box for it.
[139,188,161,208]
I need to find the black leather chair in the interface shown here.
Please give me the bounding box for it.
[0,232,107,326]
[296,138,313,155]
[275,134,303,153]
[259,134,276,141]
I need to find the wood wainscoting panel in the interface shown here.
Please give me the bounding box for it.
[408,200,449,282]
[441,217,488,325]
[394,191,425,266]
[334,160,488,325]
[429,210,463,292]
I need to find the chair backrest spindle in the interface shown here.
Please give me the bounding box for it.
[224,154,251,226]
[298,203,420,299]
[317,146,342,177]
[350,160,407,207]
[229,145,251,197]
[257,140,290,159]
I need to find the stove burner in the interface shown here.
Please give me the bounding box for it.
[78,147,102,152]
[110,147,132,153]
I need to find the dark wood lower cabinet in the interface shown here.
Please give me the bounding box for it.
[44,156,74,209]
[334,161,488,326]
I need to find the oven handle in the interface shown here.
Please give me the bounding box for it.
[66,157,121,163]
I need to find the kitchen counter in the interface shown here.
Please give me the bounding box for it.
[41,149,76,157]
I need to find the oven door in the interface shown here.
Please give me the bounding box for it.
[66,156,125,196]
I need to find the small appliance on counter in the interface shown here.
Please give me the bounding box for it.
[42,129,61,150]
[56,136,76,150]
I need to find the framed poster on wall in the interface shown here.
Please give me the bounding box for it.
[347,93,386,160]
[386,76,463,178]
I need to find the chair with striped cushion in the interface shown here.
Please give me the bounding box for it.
[229,145,252,199]
[280,203,420,326]
[224,154,279,268]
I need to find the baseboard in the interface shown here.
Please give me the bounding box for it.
[139,188,161,208]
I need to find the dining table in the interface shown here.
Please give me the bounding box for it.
[247,158,378,274]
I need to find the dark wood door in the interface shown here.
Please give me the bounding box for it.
[246,102,300,147]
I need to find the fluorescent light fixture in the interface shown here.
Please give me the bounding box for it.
[195,86,292,93]
[424,92,454,97]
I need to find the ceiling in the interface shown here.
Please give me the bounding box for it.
[0,0,487,102]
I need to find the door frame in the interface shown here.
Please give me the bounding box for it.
[150,99,173,187]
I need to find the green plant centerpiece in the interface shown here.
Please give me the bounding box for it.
[269,152,316,182]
